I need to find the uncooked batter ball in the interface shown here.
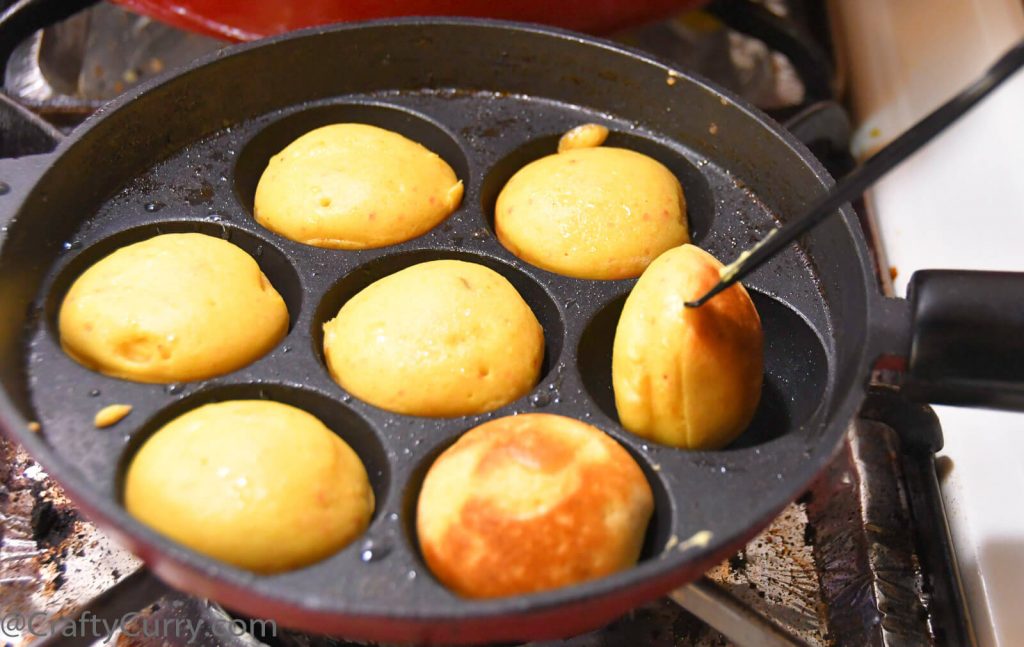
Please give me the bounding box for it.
[322,260,543,417]
[59,233,288,383]
[495,125,689,280]
[124,400,374,574]
[417,413,654,598]
[612,244,763,450]
[254,123,463,249]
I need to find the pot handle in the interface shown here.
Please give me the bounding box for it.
[903,270,1024,410]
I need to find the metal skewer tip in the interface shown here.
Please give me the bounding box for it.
[684,285,724,308]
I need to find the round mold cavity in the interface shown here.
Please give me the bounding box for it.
[310,248,566,408]
[45,220,303,340]
[618,436,675,562]
[116,383,391,521]
[577,290,828,450]
[399,414,675,592]
[233,101,470,216]
[479,130,715,248]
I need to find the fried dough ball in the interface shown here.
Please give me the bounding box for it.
[613,244,763,449]
[495,125,688,279]
[323,260,543,417]
[417,413,653,597]
[59,233,288,383]
[254,123,463,249]
[124,400,374,573]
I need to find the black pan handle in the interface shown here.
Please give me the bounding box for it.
[0,91,64,231]
[0,91,63,152]
[903,270,1024,410]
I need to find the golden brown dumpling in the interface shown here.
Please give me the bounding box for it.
[612,244,763,449]
[495,126,688,279]
[124,400,374,574]
[59,233,288,383]
[254,123,463,249]
[323,260,543,417]
[417,413,653,598]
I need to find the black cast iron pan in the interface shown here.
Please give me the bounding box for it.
[1,18,1022,645]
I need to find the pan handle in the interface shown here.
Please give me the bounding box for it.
[0,92,64,154]
[0,150,55,233]
[0,93,64,232]
[902,270,1024,410]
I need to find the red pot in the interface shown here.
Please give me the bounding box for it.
[111,0,707,41]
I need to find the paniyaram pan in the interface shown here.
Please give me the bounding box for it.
[1,18,1022,645]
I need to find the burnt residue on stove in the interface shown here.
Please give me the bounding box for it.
[31,483,78,549]
[727,549,748,575]
[1,435,139,640]
[3,438,85,598]
[31,483,80,593]
[0,436,40,618]
[707,503,830,645]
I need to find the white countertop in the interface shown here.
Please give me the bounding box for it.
[831,1,1024,644]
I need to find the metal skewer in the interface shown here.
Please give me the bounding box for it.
[685,38,1024,308]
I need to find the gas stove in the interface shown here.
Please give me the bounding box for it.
[0,2,984,645]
